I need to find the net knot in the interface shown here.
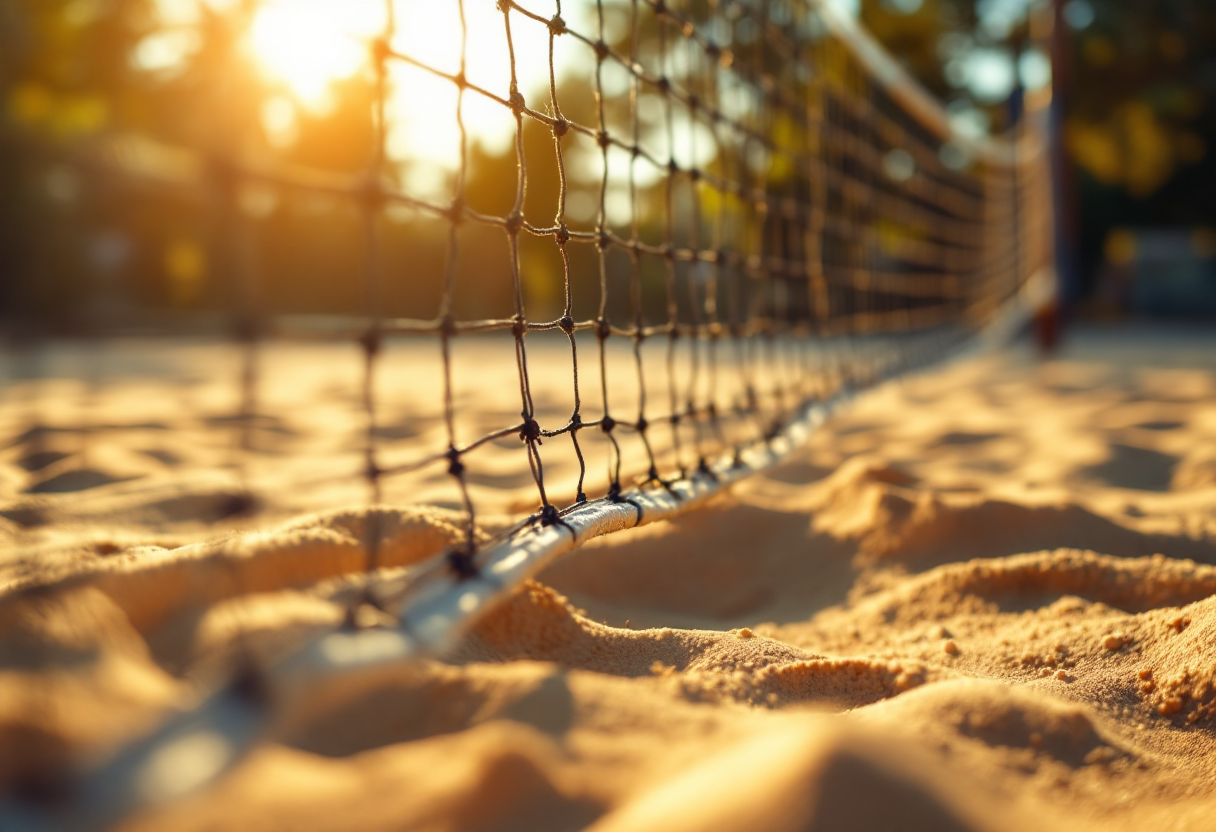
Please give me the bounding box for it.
[596,317,611,340]
[596,129,611,149]
[359,176,384,210]
[667,158,679,175]
[495,0,511,14]
[230,662,271,707]
[504,211,523,235]
[370,37,391,70]
[669,413,681,426]
[548,14,566,36]
[446,448,465,477]
[554,224,570,246]
[655,76,671,96]
[358,327,382,357]
[511,317,526,338]
[552,117,569,138]
[597,230,612,250]
[447,545,479,580]
[447,196,465,225]
[538,503,561,525]
[593,40,609,62]
[519,417,543,444]
[439,313,457,338]
[687,93,700,111]
[689,166,701,183]
[231,314,260,343]
[635,415,649,432]
[509,87,526,115]
[601,415,616,433]
[365,459,382,482]
[569,411,582,427]
[558,315,575,334]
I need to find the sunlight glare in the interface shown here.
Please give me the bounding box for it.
[387,0,516,174]
[250,0,385,110]
[243,0,598,196]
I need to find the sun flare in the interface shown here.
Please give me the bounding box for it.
[243,0,581,180]
[249,0,385,109]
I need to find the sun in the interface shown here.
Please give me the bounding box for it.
[249,0,386,109]
[246,1,515,175]
[243,0,590,192]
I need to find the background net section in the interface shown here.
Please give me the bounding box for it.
[4,0,1041,570]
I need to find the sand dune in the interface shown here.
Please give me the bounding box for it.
[4,323,1216,831]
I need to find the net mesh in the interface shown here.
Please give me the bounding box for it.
[0,0,1054,825]
[7,0,1050,565]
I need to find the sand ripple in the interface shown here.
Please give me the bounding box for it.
[5,329,1216,830]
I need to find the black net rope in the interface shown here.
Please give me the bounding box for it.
[0,1,1057,828]
[4,0,1053,599]
[342,0,1046,573]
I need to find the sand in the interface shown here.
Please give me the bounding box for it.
[4,322,1216,831]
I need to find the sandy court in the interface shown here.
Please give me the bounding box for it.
[4,322,1216,831]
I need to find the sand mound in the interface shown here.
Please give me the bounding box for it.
[0,506,475,678]
[866,678,1130,769]
[587,718,1010,832]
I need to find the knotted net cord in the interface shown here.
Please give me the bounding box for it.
[0,1,1055,828]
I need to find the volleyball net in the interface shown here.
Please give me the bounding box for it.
[0,0,1055,828]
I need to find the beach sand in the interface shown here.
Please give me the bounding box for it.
[4,322,1216,831]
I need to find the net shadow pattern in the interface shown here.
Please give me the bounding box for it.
[5,0,1052,582]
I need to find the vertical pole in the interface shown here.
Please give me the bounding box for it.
[1008,28,1026,311]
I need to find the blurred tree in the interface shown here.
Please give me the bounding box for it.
[1057,0,1216,303]
[857,0,1216,303]
[0,0,156,323]
[3,0,1212,323]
